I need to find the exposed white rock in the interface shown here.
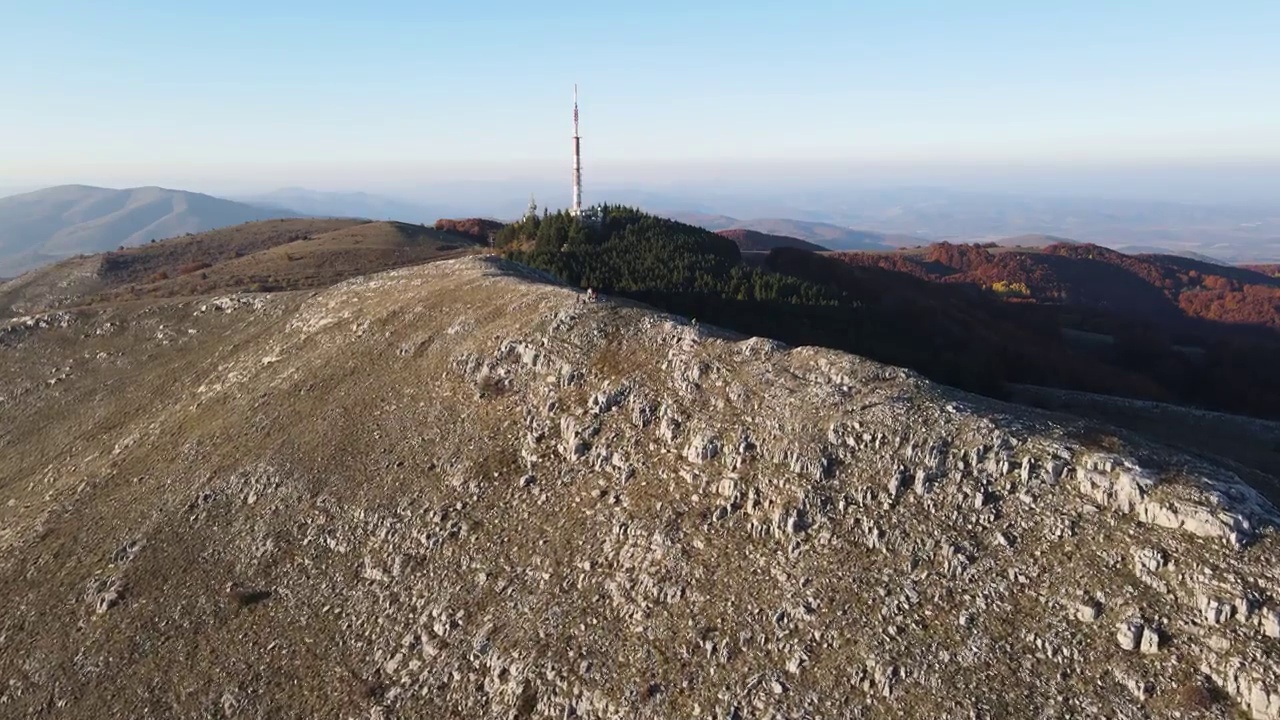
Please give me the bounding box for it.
[1209,659,1280,720]
[887,469,907,499]
[1138,498,1254,548]
[684,434,720,464]
[1262,609,1280,639]
[1076,458,1152,514]
[1134,547,1167,573]
[1117,619,1144,651]
[973,490,989,509]
[195,295,268,315]
[1203,595,1239,626]
[1140,625,1163,654]
[1074,599,1101,623]
[3,256,1280,719]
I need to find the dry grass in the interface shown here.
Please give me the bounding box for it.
[2,219,487,318]
[1171,675,1231,713]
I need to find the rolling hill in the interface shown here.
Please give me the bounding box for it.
[715,228,827,252]
[0,185,302,276]
[992,234,1079,248]
[832,241,1280,333]
[668,213,916,250]
[1116,245,1228,264]
[654,187,1280,262]
[236,187,443,224]
[434,218,504,243]
[0,218,485,318]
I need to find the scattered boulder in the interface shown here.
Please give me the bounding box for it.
[1203,596,1238,626]
[1117,618,1144,651]
[685,434,720,464]
[1134,547,1167,573]
[1074,598,1102,623]
[1140,625,1163,654]
[1261,608,1280,639]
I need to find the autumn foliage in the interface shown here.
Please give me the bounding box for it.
[815,242,1280,418]
[434,218,503,243]
[836,242,1280,333]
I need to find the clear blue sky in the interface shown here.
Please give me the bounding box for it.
[2,0,1277,191]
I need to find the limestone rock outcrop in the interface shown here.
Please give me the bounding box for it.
[1,256,1278,718]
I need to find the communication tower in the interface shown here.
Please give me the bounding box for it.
[572,84,583,216]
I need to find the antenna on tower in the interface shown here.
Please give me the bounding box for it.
[572,84,583,216]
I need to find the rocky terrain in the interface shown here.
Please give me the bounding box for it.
[3,256,1280,718]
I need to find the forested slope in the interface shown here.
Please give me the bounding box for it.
[497,208,1280,419]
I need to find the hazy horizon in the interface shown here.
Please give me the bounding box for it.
[5,1,1278,205]
[10,168,1279,263]
[4,160,1280,209]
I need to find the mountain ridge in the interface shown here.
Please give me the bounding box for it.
[234,187,443,224]
[716,228,828,252]
[0,218,484,319]
[0,185,303,276]
[668,212,917,250]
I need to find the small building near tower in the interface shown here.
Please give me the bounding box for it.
[576,204,603,227]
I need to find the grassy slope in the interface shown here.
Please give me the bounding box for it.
[0,256,1274,717]
[0,219,485,317]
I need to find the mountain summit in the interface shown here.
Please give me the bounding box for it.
[0,185,299,276]
[2,255,1279,717]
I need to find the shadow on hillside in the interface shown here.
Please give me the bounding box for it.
[764,247,1280,420]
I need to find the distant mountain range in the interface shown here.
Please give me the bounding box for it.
[1113,245,1228,265]
[4,182,1275,277]
[715,228,827,252]
[653,186,1280,263]
[669,213,919,250]
[0,185,297,276]
[681,214,1242,264]
[990,234,1079,248]
[234,188,445,224]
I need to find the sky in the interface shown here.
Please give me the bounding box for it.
[2,0,1278,197]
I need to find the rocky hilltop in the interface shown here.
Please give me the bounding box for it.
[3,256,1280,718]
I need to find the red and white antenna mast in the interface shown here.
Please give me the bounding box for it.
[572,84,583,216]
